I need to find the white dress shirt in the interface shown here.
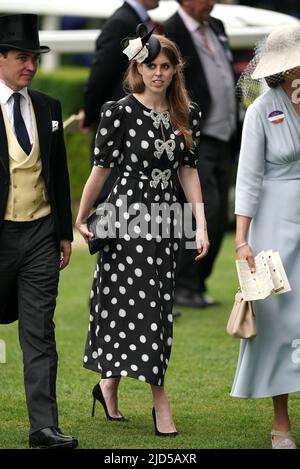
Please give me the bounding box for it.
[0,80,34,144]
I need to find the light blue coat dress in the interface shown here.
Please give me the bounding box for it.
[231,86,300,398]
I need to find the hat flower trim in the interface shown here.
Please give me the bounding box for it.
[122,37,149,63]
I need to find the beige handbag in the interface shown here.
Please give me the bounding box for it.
[226,290,256,339]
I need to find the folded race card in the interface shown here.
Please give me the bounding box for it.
[236,250,291,301]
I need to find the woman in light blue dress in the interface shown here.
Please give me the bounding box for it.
[232,24,300,449]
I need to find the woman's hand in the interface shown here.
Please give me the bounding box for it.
[195,228,210,261]
[236,243,255,272]
[74,166,112,243]
[75,220,94,243]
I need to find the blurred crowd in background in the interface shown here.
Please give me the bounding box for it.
[60,1,300,70]
[218,0,300,18]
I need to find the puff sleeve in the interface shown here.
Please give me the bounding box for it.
[181,102,201,168]
[93,100,125,168]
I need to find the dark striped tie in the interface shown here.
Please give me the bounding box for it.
[13,92,32,155]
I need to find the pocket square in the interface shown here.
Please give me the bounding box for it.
[52,120,59,132]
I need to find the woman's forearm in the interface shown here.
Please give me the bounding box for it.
[235,214,252,246]
[177,166,206,228]
[76,166,111,223]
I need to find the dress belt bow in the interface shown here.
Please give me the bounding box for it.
[150,169,172,188]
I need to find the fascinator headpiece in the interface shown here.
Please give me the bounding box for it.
[122,23,161,64]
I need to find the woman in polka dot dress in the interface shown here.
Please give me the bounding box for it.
[76,30,209,436]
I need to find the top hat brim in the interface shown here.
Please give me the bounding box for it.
[0,43,50,54]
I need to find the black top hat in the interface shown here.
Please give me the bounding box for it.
[0,14,50,54]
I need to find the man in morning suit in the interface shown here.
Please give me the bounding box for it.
[165,0,237,308]
[0,14,78,449]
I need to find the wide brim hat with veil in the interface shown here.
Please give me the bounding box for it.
[251,24,300,79]
[237,23,300,106]
[121,23,161,64]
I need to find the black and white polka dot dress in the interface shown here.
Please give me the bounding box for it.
[83,94,201,386]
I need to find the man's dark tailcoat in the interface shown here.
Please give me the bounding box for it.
[0,89,73,324]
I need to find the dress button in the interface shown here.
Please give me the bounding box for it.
[30,214,34,219]
[13,214,17,219]
[13,185,17,189]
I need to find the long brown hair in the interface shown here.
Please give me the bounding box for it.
[124,35,193,148]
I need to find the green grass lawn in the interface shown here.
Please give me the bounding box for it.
[1,232,300,449]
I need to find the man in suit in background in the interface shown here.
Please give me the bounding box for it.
[0,14,78,449]
[165,0,237,308]
[78,0,160,174]
[79,0,159,131]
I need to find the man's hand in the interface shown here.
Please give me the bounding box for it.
[60,240,72,270]
[77,109,94,134]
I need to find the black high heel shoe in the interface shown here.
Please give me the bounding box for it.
[152,407,178,437]
[91,383,128,421]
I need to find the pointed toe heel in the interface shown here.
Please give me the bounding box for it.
[152,407,178,437]
[91,383,128,422]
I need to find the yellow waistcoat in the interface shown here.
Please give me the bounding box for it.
[1,99,51,221]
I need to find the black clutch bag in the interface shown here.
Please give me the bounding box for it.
[87,207,111,255]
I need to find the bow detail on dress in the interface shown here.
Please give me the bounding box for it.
[154,139,175,161]
[150,111,170,129]
[150,168,172,188]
